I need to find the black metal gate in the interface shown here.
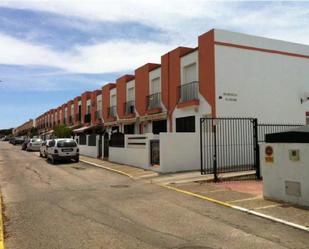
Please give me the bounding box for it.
[103,133,109,159]
[150,140,160,165]
[200,118,303,180]
[98,135,102,158]
[200,118,259,180]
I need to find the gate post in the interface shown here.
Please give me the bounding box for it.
[253,118,261,179]
[213,122,218,182]
[200,118,204,175]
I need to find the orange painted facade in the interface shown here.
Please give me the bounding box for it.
[198,29,216,117]
[102,83,116,122]
[91,89,102,124]
[74,96,81,126]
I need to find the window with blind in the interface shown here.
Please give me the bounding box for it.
[151,77,160,94]
[183,63,197,84]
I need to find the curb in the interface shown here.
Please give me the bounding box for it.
[160,184,309,233]
[80,158,309,233]
[0,193,4,249]
[80,159,135,179]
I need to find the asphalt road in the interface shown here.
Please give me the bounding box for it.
[0,142,308,249]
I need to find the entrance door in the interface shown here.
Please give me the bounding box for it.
[103,133,109,158]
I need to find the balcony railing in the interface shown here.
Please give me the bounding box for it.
[147,92,161,110]
[75,113,81,122]
[96,110,102,120]
[69,116,73,125]
[178,81,199,103]
[125,100,135,114]
[108,106,117,118]
[84,113,91,123]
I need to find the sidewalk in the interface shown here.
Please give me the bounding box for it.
[80,155,309,232]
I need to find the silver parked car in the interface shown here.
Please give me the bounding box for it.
[46,139,79,164]
[26,138,42,151]
[40,140,52,158]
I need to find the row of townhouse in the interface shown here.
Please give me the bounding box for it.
[36,29,309,137]
[33,29,309,172]
[13,119,34,137]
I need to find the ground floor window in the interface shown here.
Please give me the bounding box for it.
[152,120,167,134]
[79,134,87,145]
[124,124,135,134]
[88,134,97,146]
[176,116,195,132]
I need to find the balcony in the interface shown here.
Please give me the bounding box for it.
[84,113,91,123]
[96,110,102,121]
[147,93,161,113]
[178,81,199,107]
[69,116,73,125]
[75,113,81,122]
[124,100,135,115]
[108,106,117,118]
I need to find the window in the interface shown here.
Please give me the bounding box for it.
[111,94,116,106]
[124,124,135,134]
[151,77,160,94]
[79,134,86,145]
[176,116,195,132]
[183,63,197,84]
[97,99,102,111]
[57,140,77,148]
[152,120,167,134]
[87,100,91,114]
[71,105,74,116]
[127,87,135,101]
[88,134,97,146]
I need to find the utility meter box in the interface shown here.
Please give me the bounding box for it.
[289,149,300,161]
[261,126,309,207]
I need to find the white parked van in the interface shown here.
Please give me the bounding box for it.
[46,139,79,164]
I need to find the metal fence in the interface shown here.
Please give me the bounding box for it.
[147,93,161,110]
[200,117,304,181]
[178,81,199,103]
[257,123,303,143]
[125,100,135,114]
[200,118,258,180]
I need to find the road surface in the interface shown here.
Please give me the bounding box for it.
[0,141,308,249]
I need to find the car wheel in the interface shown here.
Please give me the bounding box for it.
[50,156,56,165]
[75,157,79,163]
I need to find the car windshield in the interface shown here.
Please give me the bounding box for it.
[57,140,77,148]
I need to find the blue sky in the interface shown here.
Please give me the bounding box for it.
[0,1,309,129]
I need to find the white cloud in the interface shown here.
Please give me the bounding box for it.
[0,33,174,73]
[0,1,309,74]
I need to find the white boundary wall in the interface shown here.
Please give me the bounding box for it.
[109,133,201,173]
[159,133,200,173]
[75,135,101,158]
[109,134,159,169]
[261,143,309,207]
